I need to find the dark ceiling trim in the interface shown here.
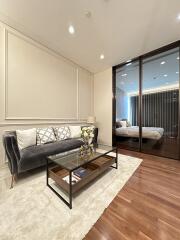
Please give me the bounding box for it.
[113,40,180,70]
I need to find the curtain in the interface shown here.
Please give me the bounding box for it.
[130,89,179,137]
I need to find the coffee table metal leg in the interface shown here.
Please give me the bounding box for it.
[110,148,118,169]
[46,158,73,209]
[116,148,118,169]
[46,158,49,185]
[69,171,72,209]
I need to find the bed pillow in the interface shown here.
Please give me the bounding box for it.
[36,127,56,145]
[54,126,71,141]
[69,126,81,138]
[16,128,36,150]
[120,121,127,128]
[127,121,132,127]
[116,121,122,128]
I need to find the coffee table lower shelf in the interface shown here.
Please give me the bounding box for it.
[46,155,118,209]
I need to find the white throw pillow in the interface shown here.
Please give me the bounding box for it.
[120,121,127,128]
[69,126,81,138]
[16,128,36,150]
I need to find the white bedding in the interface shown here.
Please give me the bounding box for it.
[115,126,164,140]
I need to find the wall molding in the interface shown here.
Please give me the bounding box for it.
[4,29,83,121]
[0,22,93,167]
[0,120,87,127]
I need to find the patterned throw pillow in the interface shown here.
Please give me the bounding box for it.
[36,127,56,145]
[53,126,71,141]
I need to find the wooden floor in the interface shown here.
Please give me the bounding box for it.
[84,149,180,240]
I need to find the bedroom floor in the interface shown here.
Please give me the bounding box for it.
[116,137,179,160]
[84,149,180,240]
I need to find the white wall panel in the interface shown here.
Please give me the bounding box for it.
[0,22,93,167]
[6,31,78,119]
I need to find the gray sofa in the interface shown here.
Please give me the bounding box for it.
[3,127,98,187]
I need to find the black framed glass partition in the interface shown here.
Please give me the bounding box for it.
[142,48,179,159]
[113,41,180,160]
[115,60,139,151]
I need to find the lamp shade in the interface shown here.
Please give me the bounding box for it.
[87,116,96,124]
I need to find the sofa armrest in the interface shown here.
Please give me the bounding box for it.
[2,133,19,175]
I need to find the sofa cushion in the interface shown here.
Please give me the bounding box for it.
[37,127,56,145]
[18,139,83,171]
[54,126,71,141]
[16,128,36,150]
[69,126,81,138]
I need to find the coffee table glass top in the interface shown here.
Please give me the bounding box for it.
[47,144,116,171]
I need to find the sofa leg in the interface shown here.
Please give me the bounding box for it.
[10,174,16,189]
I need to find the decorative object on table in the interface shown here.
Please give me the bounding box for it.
[87,116,96,124]
[79,143,94,157]
[80,126,95,156]
[62,175,80,185]
[73,167,89,178]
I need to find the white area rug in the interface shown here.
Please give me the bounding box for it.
[0,154,142,240]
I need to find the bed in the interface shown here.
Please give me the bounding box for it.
[115,126,164,140]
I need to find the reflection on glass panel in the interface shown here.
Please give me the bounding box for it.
[115,60,139,150]
[142,48,179,159]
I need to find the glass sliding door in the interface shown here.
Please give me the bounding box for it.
[141,48,179,159]
[115,60,140,150]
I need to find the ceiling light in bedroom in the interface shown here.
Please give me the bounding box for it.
[68,25,75,34]
[164,74,168,77]
[121,73,127,77]
[161,61,166,65]
[100,54,105,60]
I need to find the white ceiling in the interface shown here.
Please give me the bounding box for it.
[0,0,180,73]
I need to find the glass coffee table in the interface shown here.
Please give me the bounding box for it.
[46,145,118,209]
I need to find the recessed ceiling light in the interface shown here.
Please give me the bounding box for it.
[161,61,166,65]
[176,71,179,74]
[164,74,168,77]
[177,14,180,21]
[68,25,75,34]
[177,56,179,60]
[121,73,127,77]
[100,54,104,60]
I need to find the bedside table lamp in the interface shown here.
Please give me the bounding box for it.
[87,116,96,125]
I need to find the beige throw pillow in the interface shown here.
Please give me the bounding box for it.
[69,126,81,138]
